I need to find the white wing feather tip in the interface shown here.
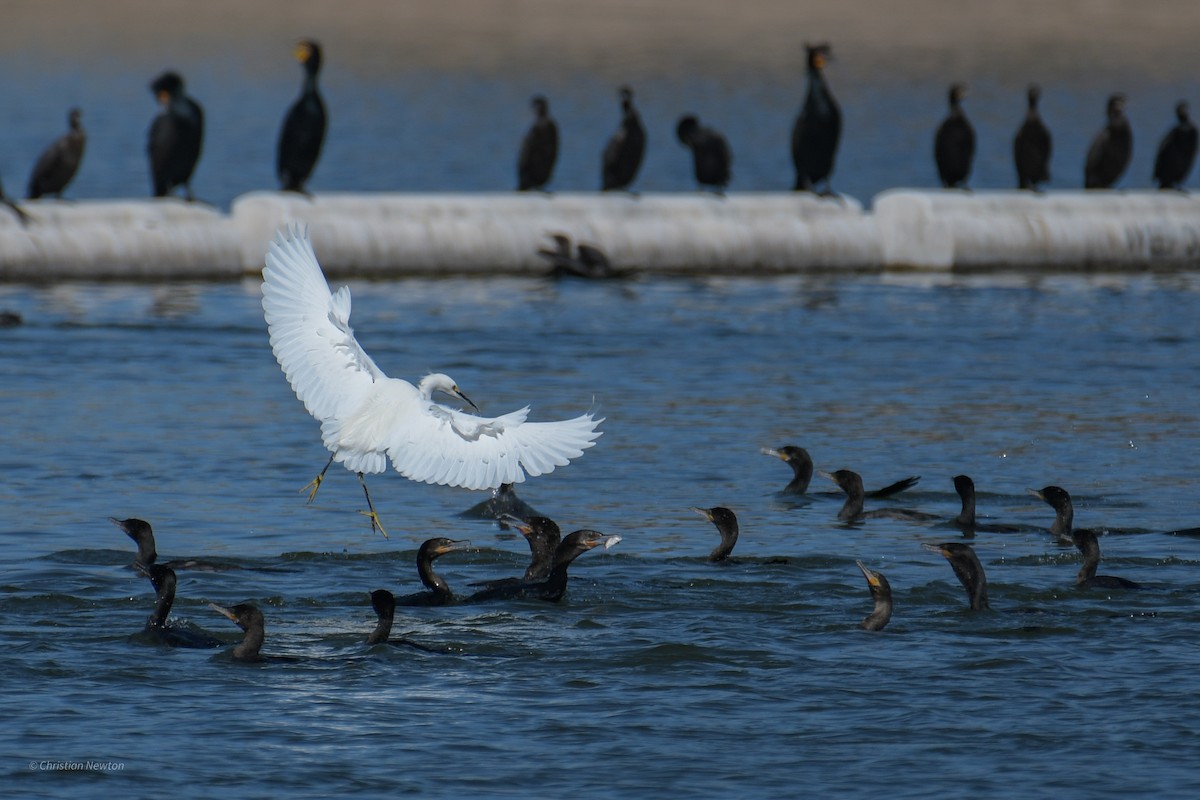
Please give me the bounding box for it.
[262,225,603,491]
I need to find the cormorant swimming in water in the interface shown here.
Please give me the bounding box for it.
[675,114,731,192]
[365,589,447,651]
[0,310,22,327]
[27,107,86,199]
[951,475,1030,533]
[1084,94,1132,189]
[518,95,558,191]
[467,529,620,603]
[1013,84,1052,190]
[1071,528,1140,590]
[0,177,31,226]
[791,42,841,193]
[110,516,233,571]
[690,506,739,562]
[147,70,204,200]
[855,560,892,631]
[466,515,563,601]
[459,483,542,528]
[136,563,224,648]
[1028,485,1075,543]
[395,538,471,606]
[601,86,645,191]
[923,541,989,610]
[821,469,938,524]
[762,445,920,497]
[1153,102,1197,190]
[277,39,327,194]
[209,602,268,662]
[934,83,974,188]
[536,233,628,279]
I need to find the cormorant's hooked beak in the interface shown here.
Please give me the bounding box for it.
[689,506,714,522]
[817,470,837,483]
[208,603,239,624]
[499,514,533,535]
[855,559,883,588]
[598,535,622,550]
[436,539,472,556]
[760,447,785,460]
[920,542,948,557]
[1026,488,1046,502]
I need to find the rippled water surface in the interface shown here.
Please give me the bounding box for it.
[3,271,1200,798]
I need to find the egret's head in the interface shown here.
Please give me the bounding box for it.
[419,373,480,412]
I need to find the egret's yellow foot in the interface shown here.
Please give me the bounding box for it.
[301,472,324,503]
[358,508,389,538]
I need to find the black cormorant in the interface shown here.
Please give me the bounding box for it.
[1153,102,1197,190]
[467,529,620,603]
[27,107,86,199]
[209,602,267,661]
[762,445,919,497]
[466,515,564,602]
[676,115,731,192]
[951,475,1029,533]
[690,506,739,562]
[601,86,645,191]
[935,83,974,188]
[1071,528,1140,590]
[459,483,542,527]
[365,589,447,651]
[277,39,327,194]
[535,233,629,279]
[1084,94,1132,189]
[518,95,558,191]
[923,542,989,610]
[1029,485,1075,543]
[791,42,841,193]
[855,560,892,631]
[110,516,233,571]
[821,469,938,523]
[395,538,471,606]
[1013,85,1051,190]
[136,564,224,648]
[147,70,204,199]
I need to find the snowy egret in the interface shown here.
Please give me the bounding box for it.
[261,225,602,536]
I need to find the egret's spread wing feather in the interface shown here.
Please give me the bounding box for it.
[384,403,602,491]
[262,226,385,429]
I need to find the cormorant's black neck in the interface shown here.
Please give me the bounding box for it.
[417,553,453,601]
[953,475,976,527]
[367,589,395,645]
[146,565,176,628]
[831,471,866,521]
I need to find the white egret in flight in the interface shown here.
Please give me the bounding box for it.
[261,225,603,535]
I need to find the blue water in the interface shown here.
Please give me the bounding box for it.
[4,21,1200,798]
[3,271,1200,798]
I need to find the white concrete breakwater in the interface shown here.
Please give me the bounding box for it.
[2,190,1198,280]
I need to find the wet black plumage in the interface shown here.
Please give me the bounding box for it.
[1084,94,1132,189]
[791,42,841,193]
[1153,102,1197,190]
[935,83,974,188]
[676,115,731,191]
[924,542,989,611]
[277,40,327,194]
[855,560,892,631]
[518,95,558,191]
[1013,85,1051,190]
[601,86,645,191]
[27,107,86,199]
[147,71,204,199]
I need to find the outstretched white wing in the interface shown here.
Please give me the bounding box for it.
[262,225,384,440]
[262,224,603,491]
[385,402,603,490]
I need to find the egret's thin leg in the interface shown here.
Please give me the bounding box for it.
[357,472,388,538]
[302,454,335,503]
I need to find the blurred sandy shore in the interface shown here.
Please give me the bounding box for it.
[4,0,1198,82]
